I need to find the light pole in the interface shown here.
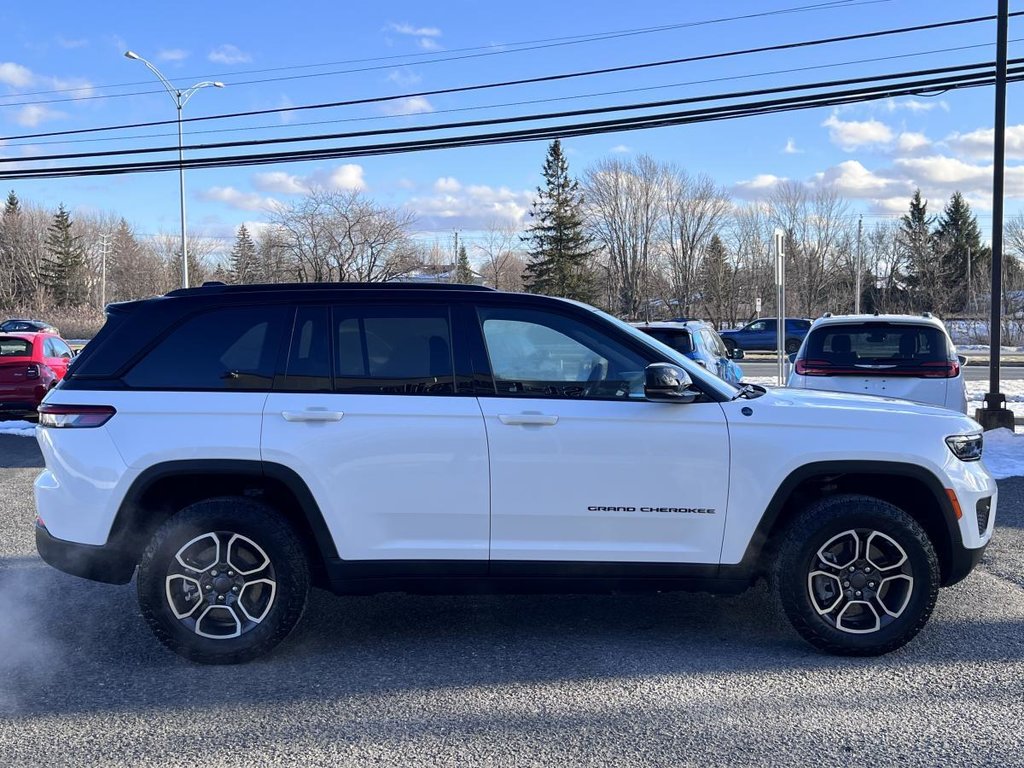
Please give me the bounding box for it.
[124,51,223,289]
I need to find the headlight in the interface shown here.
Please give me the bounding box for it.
[946,433,983,462]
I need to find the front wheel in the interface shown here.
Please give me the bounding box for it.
[772,494,939,656]
[137,497,310,664]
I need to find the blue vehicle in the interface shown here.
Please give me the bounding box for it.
[719,317,812,355]
[633,320,744,384]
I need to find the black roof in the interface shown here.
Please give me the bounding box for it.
[164,281,494,297]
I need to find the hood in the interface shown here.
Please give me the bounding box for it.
[744,386,979,432]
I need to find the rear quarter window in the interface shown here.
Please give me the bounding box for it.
[124,306,289,390]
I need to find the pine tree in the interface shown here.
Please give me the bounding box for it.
[0,191,25,307]
[522,140,596,301]
[700,234,729,328]
[229,224,259,284]
[899,189,939,312]
[454,242,474,283]
[40,204,86,307]
[4,190,19,217]
[935,191,988,312]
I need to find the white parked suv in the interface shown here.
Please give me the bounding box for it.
[34,284,995,663]
[788,314,968,413]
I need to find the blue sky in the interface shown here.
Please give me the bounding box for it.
[0,0,1022,251]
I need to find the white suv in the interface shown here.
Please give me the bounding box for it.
[788,314,968,413]
[34,284,995,663]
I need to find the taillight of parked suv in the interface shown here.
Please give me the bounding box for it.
[37,403,117,428]
[794,358,959,378]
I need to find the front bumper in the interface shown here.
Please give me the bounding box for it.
[35,521,135,585]
[944,539,987,587]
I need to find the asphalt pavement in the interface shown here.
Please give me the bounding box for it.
[1,437,1023,767]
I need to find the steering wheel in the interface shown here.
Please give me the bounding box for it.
[582,359,608,398]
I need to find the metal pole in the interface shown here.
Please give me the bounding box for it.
[967,245,972,313]
[177,97,188,290]
[775,229,786,385]
[100,233,108,308]
[855,215,862,313]
[979,0,1013,429]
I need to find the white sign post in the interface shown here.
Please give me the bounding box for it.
[774,229,786,386]
[755,297,761,316]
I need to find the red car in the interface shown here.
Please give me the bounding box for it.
[0,332,75,415]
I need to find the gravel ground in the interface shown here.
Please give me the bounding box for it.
[0,438,1022,767]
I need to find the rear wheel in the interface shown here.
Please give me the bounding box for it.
[785,337,801,354]
[723,339,738,356]
[772,494,939,656]
[137,497,310,664]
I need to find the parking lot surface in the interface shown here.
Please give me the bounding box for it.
[1,435,1023,767]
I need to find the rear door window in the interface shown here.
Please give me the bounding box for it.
[641,328,693,355]
[125,306,289,390]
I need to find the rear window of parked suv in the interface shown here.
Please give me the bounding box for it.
[797,322,956,377]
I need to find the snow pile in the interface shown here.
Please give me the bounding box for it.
[0,420,36,437]
[982,429,1024,479]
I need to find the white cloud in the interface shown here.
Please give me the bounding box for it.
[387,22,442,37]
[610,144,632,154]
[782,138,802,154]
[328,164,366,191]
[884,98,948,113]
[13,104,65,127]
[396,178,416,190]
[434,177,461,193]
[732,174,787,198]
[814,160,904,197]
[822,113,893,151]
[208,44,251,65]
[380,95,434,116]
[406,182,533,231]
[157,48,189,62]
[197,186,278,211]
[896,131,930,154]
[387,69,421,87]
[947,125,1024,160]
[418,38,442,51]
[0,62,34,88]
[252,171,308,195]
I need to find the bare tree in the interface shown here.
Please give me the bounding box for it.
[475,221,524,290]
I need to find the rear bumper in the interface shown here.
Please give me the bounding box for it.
[35,521,135,585]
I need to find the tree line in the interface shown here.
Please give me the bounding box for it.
[3,139,1024,340]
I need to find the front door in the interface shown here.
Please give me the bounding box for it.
[473,305,731,565]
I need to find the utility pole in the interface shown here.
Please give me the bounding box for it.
[977,0,1015,431]
[774,228,786,386]
[855,215,863,314]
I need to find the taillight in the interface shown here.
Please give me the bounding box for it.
[920,360,960,378]
[25,364,39,379]
[794,358,832,376]
[37,404,116,428]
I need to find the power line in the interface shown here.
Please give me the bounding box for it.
[2,11,1015,143]
[3,65,1018,181]
[0,0,885,104]
[7,37,1014,150]
[3,59,1012,166]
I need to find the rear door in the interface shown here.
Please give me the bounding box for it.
[261,302,490,563]
[0,336,38,403]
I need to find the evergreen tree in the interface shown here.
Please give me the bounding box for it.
[700,234,729,328]
[454,242,474,283]
[899,189,941,312]
[0,191,25,307]
[935,191,988,312]
[4,190,20,217]
[229,224,259,284]
[522,140,596,301]
[40,204,86,306]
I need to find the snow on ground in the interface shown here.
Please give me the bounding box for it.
[980,429,1024,479]
[0,420,36,437]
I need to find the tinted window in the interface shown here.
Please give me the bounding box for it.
[51,338,73,358]
[43,338,56,357]
[279,306,331,391]
[125,306,287,390]
[702,329,727,358]
[803,323,951,367]
[746,320,771,332]
[640,328,693,355]
[333,305,454,395]
[0,337,32,357]
[478,307,647,399]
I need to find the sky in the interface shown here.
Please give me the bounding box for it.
[0,0,1022,254]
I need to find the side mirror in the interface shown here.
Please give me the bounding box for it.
[957,354,968,366]
[644,363,698,404]
[730,348,745,360]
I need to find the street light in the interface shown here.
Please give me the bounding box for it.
[124,50,224,289]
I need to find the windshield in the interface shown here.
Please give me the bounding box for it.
[582,305,741,399]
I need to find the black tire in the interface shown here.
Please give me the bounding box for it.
[723,338,738,356]
[772,494,939,656]
[137,497,310,664]
[784,337,801,354]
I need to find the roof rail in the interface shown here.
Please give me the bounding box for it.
[821,312,833,318]
[921,311,933,318]
[165,281,496,297]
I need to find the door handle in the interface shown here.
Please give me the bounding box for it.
[498,414,558,426]
[281,410,344,422]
